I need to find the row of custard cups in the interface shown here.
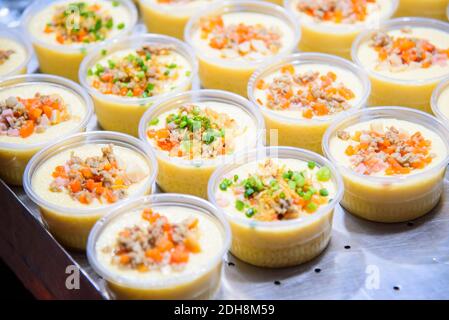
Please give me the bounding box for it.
[2,69,449,225]
[15,116,342,298]
[11,93,449,300]
[4,1,449,113]
[138,0,448,58]
[75,14,449,118]
[135,84,449,225]
[23,103,449,299]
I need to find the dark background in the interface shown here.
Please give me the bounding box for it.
[1,259,34,300]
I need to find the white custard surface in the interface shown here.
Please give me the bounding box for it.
[87,48,191,96]
[191,12,295,63]
[95,205,224,281]
[28,0,132,47]
[0,83,87,145]
[31,144,151,209]
[357,27,449,81]
[253,63,365,119]
[215,158,337,219]
[329,118,448,176]
[290,0,395,28]
[147,101,258,160]
[0,38,27,76]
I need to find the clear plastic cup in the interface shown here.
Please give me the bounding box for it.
[87,193,231,300]
[396,0,448,21]
[23,131,158,250]
[138,89,265,199]
[351,17,449,113]
[0,74,93,185]
[284,0,398,59]
[0,28,33,78]
[248,52,371,154]
[21,0,138,82]
[185,0,300,97]
[79,33,198,137]
[139,0,219,40]
[323,106,449,223]
[208,146,344,268]
[431,77,449,125]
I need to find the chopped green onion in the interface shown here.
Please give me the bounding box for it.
[148,118,159,126]
[235,200,244,211]
[146,83,155,91]
[308,161,316,169]
[306,202,318,212]
[246,208,256,218]
[303,191,313,201]
[319,188,329,197]
[287,180,296,190]
[316,167,331,182]
[219,178,233,191]
[244,187,255,198]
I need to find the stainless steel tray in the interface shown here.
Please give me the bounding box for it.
[2,116,449,300]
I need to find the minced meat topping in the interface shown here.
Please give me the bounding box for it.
[147,104,244,159]
[88,45,190,98]
[199,15,283,60]
[104,208,201,272]
[0,93,70,138]
[296,0,378,23]
[338,122,436,175]
[44,1,125,45]
[256,65,355,119]
[50,144,145,205]
[218,159,332,221]
[0,49,15,65]
[370,29,449,72]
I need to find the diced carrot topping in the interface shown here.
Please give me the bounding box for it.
[281,64,295,75]
[345,145,355,156]
[170,245,189,264]
[19,120,34,138]
[105,189,117,203]
[188,218,199,229]
[78,193,90,204]
[145,248,163,262]
[119,254,130,265]
[156,236,174,252]
[137,264,149,272]
[80,167,93,178]
[69,180,81,193]
[302,109,313,119]
[184,236,201,253]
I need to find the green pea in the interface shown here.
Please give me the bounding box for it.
[235,200,244,211]
[316,167,331,182]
